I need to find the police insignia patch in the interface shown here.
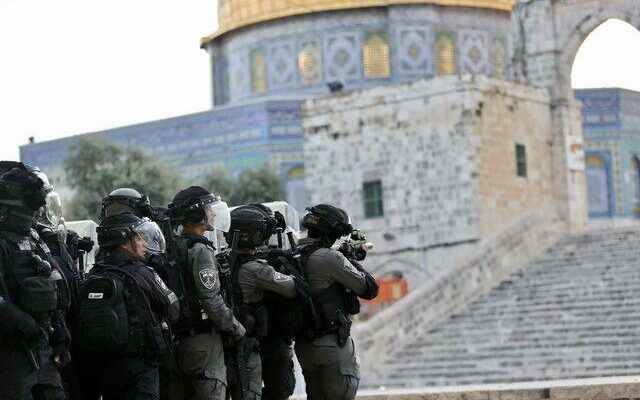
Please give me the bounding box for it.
[199,268,217,290]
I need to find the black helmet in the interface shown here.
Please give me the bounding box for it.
[169,186,230,232]
[223,206,273,249]
[100,188,152,222]
[301,204,353,237]
[247,203,287,232]
[97,213,146,248]
[0,161,53,211]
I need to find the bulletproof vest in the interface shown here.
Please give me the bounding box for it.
[173,235,215,336]
[38,227,75,314]
[301,245,358,344]
[78,261,168,357]
[234,256,269,338]
[0,230,59,325]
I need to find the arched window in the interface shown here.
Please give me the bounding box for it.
[435,32,456,76]
[251,48,267,93]
[298,41,323,85]
[585,154,612,217]
[363,32,391,79]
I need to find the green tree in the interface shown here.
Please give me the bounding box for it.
[229,165,285,206]
[64,137,183,221]
[203,167,233,202]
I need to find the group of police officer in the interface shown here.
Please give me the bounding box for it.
[0,161,379,400]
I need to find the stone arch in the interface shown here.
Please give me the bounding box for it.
[510,0,640,232]
[558,9,640,99]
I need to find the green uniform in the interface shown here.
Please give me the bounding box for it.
[175,235,245,400]
[295,240,373,400]
[228,259,296,400]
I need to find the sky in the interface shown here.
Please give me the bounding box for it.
[1,5,639,162]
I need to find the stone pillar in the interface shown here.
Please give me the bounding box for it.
[511,0,587,232]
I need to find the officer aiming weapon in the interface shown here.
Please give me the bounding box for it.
[337,229,374,262]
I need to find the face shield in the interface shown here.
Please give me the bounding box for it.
[133,218,166,255]
[201,196,231,232]
[44,192,63,228]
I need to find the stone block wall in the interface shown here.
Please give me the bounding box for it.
[302,76,555,286]
[476,82,553,235]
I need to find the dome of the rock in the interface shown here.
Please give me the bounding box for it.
[202,0,516,106]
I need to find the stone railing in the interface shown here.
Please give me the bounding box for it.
[353,203,567,377]
[353,376,640,399]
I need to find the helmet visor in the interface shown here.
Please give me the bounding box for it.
[203,200,231,232]
[45,192,63,227]
[134,218,166,255]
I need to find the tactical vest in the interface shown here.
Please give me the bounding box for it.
[78,261,168,357]
[300,244,359,346]
[0,230,60,326]
[173,235,215,336]
[234,256,269,338]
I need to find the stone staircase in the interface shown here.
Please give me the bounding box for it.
[361,227,640,389]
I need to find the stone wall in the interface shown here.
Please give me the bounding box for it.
[302,76,556,286]
[476,82,553,235]
[351,376,640,400]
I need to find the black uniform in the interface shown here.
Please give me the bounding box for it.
[0,229,69,400]
[0,162,70,400]
[81,251,179,400]
[36,225,86,400]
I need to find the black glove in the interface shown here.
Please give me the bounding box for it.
[0,297,42,347]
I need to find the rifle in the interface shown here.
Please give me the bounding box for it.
[223,230,251,399]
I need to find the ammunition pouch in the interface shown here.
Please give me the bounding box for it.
[18,275,57,321]
[240,304,268,338]
[312,283,354,346]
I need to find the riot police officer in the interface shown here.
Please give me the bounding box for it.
[100,187,154,220]
[100,188,181,297]
[222,205,297,400]
[34,191,84,400]
[246,204,298,400]
[77,213,179,400]
[168,186,245,400]
[295,204,379,400]
[0,161,70,400]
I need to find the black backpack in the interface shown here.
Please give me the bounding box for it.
[77,265,167,356]
[262,248,318,340]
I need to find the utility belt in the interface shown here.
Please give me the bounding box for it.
[174,311,212,340]
[311,307,352,347]
[238,303,268,338]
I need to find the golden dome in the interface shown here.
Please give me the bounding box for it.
[202,0,515,46]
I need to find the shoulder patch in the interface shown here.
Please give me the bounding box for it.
[199,268,217,290]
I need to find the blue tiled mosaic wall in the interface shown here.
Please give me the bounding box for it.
[20,100,306,209]
[577,88,640,219]
[206,5,512,106]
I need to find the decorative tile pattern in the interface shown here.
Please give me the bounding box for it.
[459,30,490,75]
[298,39,323,85]
[250,48,268,93]
[268,41,296,89]
[363,32,391,79]
[397,28,433,76]
[230,50,249,98]
[435,31,456,76]
[325,32,360,82]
